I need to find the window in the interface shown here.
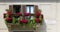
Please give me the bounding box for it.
[13,5,21,13]
[26,5,34,20]
[26,5,34,14]
[26,6,30,13]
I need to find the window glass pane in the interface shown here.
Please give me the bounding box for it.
[31,6,34,14]
[26,6,30,13]
[26,6,34,14]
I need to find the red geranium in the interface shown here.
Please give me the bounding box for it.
[35,12,41,17]
[24,12,30,16]
[35,18,40,23]
[20,19,28,24]
[6,17,12,21]
[16,12,22,16]
[7,11,12,16]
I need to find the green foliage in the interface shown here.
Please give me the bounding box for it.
[12,17,16,24]
[4,13,43,30]
[5,14,8,24]
[39,15,43,25]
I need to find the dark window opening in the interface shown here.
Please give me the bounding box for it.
[13,5,21,13]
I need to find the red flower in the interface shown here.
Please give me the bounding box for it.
[24,12,30,16]
[35,18,40,23]
[16,12,22,16]
[7,11,12,16]
[35,12,41,17]
[6,17,12,21]
[20,19,28,24]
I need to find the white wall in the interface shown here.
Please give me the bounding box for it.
[0,3,57,32]
[0,4,9,32]
[38,4,56,32]
[56,3,60,32]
